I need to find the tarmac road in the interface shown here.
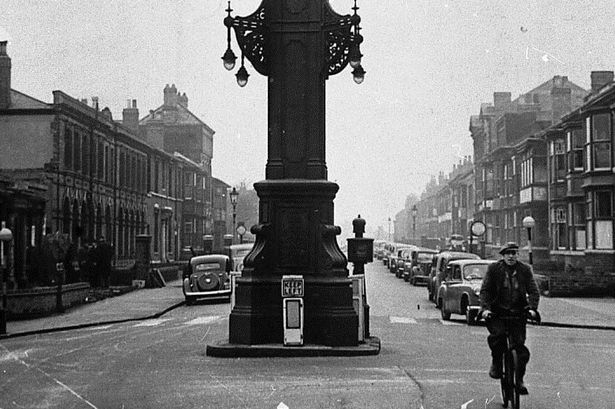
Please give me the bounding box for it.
[1,262,614,408]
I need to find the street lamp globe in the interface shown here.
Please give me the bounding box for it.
[0,225,12,243]
[235,65,249,87]
[411,205,418,218]
[522,216,535,229]
[352,65,366,84]
[230,187,239,206]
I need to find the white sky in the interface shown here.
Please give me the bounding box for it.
[2,0,614,238]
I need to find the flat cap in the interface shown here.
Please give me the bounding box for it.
[499,242,519,255]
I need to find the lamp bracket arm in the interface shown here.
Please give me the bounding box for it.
[230,2,269,76]
[323,4,360,78]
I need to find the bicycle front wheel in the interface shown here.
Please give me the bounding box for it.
[500,353,511,408]
[511,350,520,409]
[500,376,509,408]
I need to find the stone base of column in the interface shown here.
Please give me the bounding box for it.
[219,179,363,350]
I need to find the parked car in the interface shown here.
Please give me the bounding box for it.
[381,243,393,266]
[437,259,496,324]
[374,240,386,260]
[394,246,419,277]
[229,243,253,273]
[388,244,415,274]
[402,248,439,285]
[182,254,232,304]
[427,251,480,305]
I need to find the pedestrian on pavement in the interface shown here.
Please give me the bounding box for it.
[479,241,540,395]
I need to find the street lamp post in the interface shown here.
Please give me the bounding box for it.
[229,187,238,245]
[522,216,535,269]
[0,221,14,335]
[411,205,418,243]
[388,217,391,242]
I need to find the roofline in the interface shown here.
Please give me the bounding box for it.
[141,103,215,134]
[10,88,51,107]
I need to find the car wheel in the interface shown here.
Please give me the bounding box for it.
[440,301,451,320]
[409,277,415,286]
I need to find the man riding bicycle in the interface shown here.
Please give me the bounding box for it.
[479,242,540,395]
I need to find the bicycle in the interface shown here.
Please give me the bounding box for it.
[486,310,541,409]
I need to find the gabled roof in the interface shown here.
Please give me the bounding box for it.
[212,177,230,188]
[140,103,215,134]
[510,75,587,106]
[8,89,50,109]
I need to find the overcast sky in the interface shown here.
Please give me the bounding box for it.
[2,0,614,238]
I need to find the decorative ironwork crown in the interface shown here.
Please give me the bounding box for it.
[221,0,365,87]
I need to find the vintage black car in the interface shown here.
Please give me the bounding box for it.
[402,248,438,285]
[437,259,497,324]
[427,251,480,305]
[182,254,232,304]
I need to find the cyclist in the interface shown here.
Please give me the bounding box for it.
[479,242,540,395]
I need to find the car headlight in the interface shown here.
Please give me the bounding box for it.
[473,287,481,296]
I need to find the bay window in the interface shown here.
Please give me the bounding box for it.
[567,129,584,171]
[586,190,613,249]
[551,139,566,182]
[552,206,567,249]
[588,113,612,170]
[570,202,586,250]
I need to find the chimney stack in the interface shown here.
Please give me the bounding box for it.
[0,41,12,109]
[163,84,179,106]
[551,77,572,124]
[590,71,614,92]
[123,99,139,133]
[493,92,511,112]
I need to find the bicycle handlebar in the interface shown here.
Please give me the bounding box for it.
[483,309,541,325]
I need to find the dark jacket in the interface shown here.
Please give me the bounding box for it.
[480,259,539,313]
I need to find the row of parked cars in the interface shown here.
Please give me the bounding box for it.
[377,242,496,325]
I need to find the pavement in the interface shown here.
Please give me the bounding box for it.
[2,278,615,339]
